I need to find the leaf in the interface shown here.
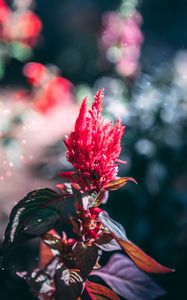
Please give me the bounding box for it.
[98,211,128,241]
[98,211,174,273]
[93,191,109,207]
[86,281,120,300]
[92,253,166,300]
[104,177,137,191]
[73,242,98,280]
[23,208,60,235]
[1,189,76,252]
[54,262,83,300]
[117,239,174,274]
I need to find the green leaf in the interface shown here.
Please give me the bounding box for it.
[1,188,76,252]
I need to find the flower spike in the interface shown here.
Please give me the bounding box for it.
[63,89,130,193]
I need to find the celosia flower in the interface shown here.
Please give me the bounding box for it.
[63,89,126,192]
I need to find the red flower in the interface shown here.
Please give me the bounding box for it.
[8,11,42,46]
[0,0,9,23]
[0,0,10,37]
[64,89,125,192]
[23,62,71,113]
[0,1,42,47]
[23,62,46,86]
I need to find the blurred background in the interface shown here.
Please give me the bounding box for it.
[0,0,187,299]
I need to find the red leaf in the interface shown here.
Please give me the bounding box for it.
[104,177,137,191]
[117,238,175,274]
[73,242,98,280]
[86,281,120,300]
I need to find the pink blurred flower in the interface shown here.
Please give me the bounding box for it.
[100,11,143,77]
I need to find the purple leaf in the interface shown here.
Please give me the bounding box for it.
[92,253,166,300]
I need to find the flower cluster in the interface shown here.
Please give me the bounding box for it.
[63,89,126,192]
[100,11,143,77]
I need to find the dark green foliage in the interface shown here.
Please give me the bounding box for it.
[1,188,76,252]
